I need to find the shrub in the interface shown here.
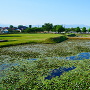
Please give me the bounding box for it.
[67,34,76,37]
[44,36,68,43]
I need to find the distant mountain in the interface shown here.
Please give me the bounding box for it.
[0,24,90,29]
[32,24,90,29]
[32,25,42,27]
[0,24,10,27]
[64,24,90,29]
[0,24,42,27]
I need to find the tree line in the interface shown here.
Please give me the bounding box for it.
[7,23,90,33]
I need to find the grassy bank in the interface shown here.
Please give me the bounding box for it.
[1,33,90,47]
[0,34,64,47]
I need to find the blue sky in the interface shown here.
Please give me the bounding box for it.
[0,0,90,26]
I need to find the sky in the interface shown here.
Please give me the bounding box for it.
[0,0,90,26]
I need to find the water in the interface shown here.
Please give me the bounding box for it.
[0,63,19,70]
[26,52,89,80]
[27,52,90,61]
[27,58,38,60]
[45,66,76,80]
[0,63,19,77]
[66,52,90,60]
[0,52,89,78]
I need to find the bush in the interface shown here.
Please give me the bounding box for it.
[44,36,68,43]
[67,34,76,37]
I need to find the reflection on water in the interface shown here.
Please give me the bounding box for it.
[66,52,90,60]
[0,63,19,77]
[27,58,38,60]
[0,63,19,70]
[0,52,89,77]
[45,66,76,80]
[27,52,90,61]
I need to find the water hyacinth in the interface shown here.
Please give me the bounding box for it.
[0,39,90,89]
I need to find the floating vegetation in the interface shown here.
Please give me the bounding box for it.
[0,39,90,89]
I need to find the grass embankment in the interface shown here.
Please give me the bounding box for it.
[0,34,67,47]
[68,37,90,39]
[43,36,67,43]
[1,33,90,48]
[67,33,90,39]
[76,33,90,37]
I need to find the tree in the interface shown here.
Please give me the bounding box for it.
[75,27,81,33]
[8,29,13,33]
[18,25,23,30]
[56,25,65,33]
[70,28,76,32]
[88,28,90,32]
[9,25,14,28]
[52,25,58,32]
[65,28,71,33]
[26,28,32,33]
[18,25,27,30]
[42,23,53,32]
[82,27,87,33]
[29,25,32,28]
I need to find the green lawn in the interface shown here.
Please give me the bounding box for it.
[0,34,62,47]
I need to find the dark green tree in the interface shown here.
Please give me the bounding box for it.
[88,28,90,32]
[82,27,87,33]
[29,25,32,28]
[65,28,71,33]
[18,25,24,30]
[24,28,32,33]
[42,23,53,32]
[9,25,14,28]
[75,27,81,33]
[56,25,65,33]
[70,28,76,31]
[52,25,58,32]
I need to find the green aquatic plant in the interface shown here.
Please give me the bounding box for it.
[0,58,90,90]
[0,39,90,89]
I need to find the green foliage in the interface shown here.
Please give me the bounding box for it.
[18,25,23,28]
[0,58,90,90]
[88,28,90,32]
[44,36,67,43]
[82,27,87,32]
[52,25,57,32]
[23,27,43,33]
[65,28,71,33]
[29,25,32,28]
[70,27,76,31]
[56,25,65,33]
[42,23,53,32]
[9,25,14,28]
[67,34,76,37]
[0,39,90,89]
[8,29,14,33]
[75,27,81,33]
